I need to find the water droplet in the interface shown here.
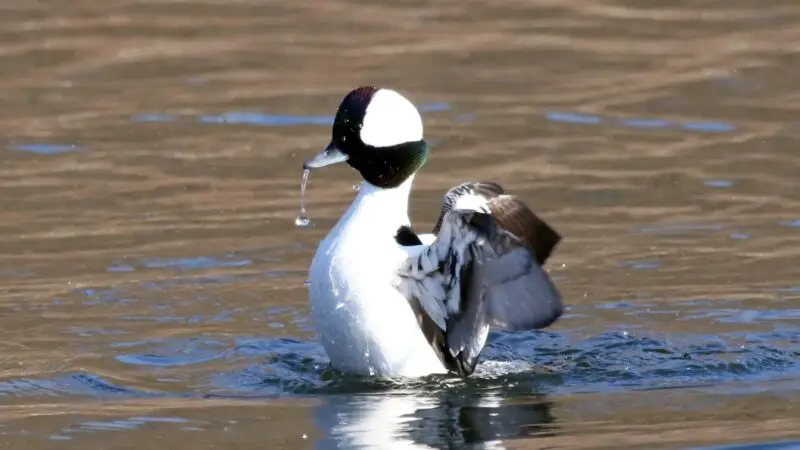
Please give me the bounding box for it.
[296,169,312,228]
[295,215,310,227]
[352,184,360,192]
[303,280,311,287]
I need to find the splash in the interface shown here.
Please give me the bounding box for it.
[295,169,311,227]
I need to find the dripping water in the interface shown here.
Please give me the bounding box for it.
[295,169,311,227]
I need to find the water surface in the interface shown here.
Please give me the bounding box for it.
[1,0,799,448]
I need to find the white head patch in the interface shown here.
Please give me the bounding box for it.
[360,89,423,148]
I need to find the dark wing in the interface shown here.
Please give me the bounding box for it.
[396,191,563,377]
[487,195,561,265]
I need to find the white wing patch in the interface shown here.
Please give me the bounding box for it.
[453,193,491,213]
[417,233,437,246]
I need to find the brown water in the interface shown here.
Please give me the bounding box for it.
[1,1,799,449]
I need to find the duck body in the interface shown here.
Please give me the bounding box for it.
[303,86,564,379]
[308,178,448,377]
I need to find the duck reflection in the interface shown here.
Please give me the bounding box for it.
[313,385,557,449]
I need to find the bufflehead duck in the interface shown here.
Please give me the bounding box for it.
[304,86,563,378]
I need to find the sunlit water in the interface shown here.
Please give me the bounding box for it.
[1,1,799,449]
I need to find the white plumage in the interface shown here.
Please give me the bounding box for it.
[308,177,449,377]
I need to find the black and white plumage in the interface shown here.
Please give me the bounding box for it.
[395,182,562,376]
[303,86,564,378]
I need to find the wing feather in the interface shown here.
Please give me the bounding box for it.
[432,181,504,235]
[395,190,563,377]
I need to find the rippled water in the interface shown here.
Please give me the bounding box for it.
[1,1,800,448]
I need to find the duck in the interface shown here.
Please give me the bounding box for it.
[303,86,564,378]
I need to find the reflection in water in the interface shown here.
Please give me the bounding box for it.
[696,440,800,450]
[7,143,81,154]
[544,111,737,132]
[314,388,555,449]
[131,103,450,126]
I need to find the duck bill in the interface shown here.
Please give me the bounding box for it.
[303,142,349,170]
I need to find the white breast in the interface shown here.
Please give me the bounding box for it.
[308,233,446,378]
[306,180,447,378]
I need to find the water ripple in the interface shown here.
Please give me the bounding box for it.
[61,326,796,399]
[545,110,737,133]
[7,144,81,154]
[132,103,451,126]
